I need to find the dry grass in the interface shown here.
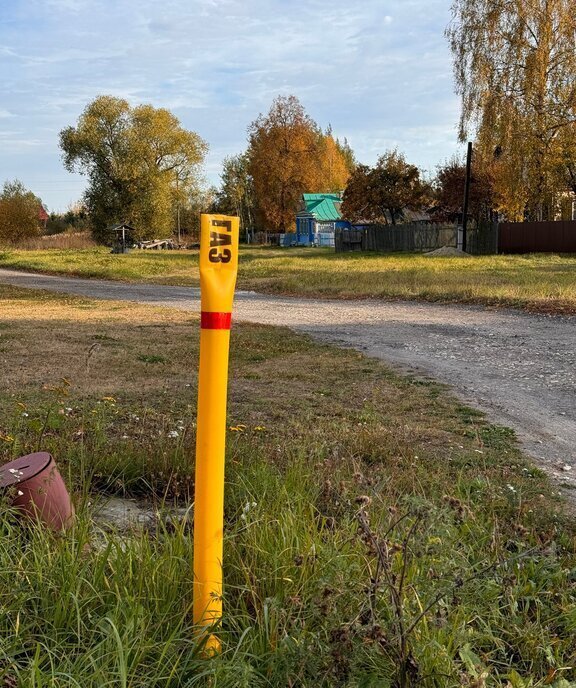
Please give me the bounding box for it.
[10,231,96,250]
[0,287,197,395]
[1,245,575,313]
[1,285,575,685]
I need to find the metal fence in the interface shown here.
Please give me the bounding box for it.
[499,220,576,253]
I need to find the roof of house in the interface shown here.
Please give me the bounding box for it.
[38,205,49,222]
[302,193,342,222]
[107,223,136,232]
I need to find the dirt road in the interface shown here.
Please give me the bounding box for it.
[1,268,574,496]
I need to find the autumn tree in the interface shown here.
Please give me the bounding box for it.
[335,137,357,176]
[60,96,208,242]
[318,129,353,192]
[341,151,429,225]
[247,96,351,232]
[447,0,576,220]
[433,156,494,223]
[0,180,43,243]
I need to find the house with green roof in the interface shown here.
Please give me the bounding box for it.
[295,193,351,246]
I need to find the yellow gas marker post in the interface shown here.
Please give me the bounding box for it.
[193,213,239,653]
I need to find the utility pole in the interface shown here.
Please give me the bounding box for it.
[462,141,473,253]
[176,176,181,245]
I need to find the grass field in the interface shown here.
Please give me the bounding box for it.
[1,246,575,314]
[0,285,575,686]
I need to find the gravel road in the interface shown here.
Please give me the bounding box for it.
[1,268,575,499]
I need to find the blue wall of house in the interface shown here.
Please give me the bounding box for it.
[295,218,351,245]
[296,217,314,244]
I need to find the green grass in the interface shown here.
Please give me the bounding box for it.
[1,246,576,313]
[0,286,575,686]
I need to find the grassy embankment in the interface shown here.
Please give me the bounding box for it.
[1,246,576,313]
[0,285,574,686]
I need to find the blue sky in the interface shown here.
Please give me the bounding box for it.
[0,0,462,211]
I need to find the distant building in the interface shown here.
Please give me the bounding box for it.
[38,205,49,229]
[295,193,351,246]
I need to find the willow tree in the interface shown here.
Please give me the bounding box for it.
[447,0,576,220]
[60,96,207,242]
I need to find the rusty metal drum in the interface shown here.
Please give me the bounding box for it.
[0,452,74,531]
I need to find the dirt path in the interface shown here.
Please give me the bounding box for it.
[1,268,575,499]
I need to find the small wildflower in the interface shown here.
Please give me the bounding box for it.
[21,412,29,418]
[253,426,266,432]
[167,430,179,439]
[506,484,517,493]
[101,396,116,403]
[121,435,129,440]
[229,426,244,432]
[0,434,14,443]
[17,490,23,496]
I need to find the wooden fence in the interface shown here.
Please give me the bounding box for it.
[467,222,499,255]
[499,220,576,253]
[335,222,498,255]
[335,223,456,253]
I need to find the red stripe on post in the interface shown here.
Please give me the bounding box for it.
[201,311,232,330]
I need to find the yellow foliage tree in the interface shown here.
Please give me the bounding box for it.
[247,96,352,232]
[318,134,351,194]
[447,0,576,220]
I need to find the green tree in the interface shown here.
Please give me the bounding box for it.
[60,96,208,242]
[215,153,256,239]
[178,187,218,242]
[46,202,90,235]
[341,151,429,225]
[0,180,43,243]
[447,0,576,220]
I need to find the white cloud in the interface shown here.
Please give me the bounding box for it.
[0,0,461,209]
